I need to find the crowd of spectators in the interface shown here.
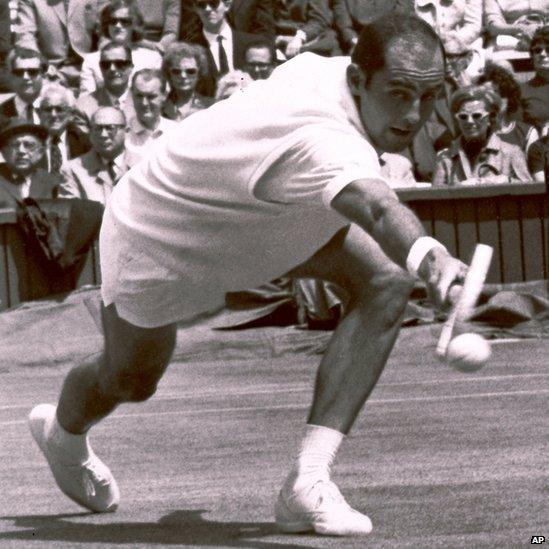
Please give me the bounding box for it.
[0,1,546,216]
[0,0,545,318]
[0,0,546,209]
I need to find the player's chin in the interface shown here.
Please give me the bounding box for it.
[378,130,414,152]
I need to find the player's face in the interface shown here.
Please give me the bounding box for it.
[349,39,445,153]
[132,76,166,129]
[11,57,44,102]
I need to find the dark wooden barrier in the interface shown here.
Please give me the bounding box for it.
[399,182,548,284]
[0,207,101,311]
[0,183,547,311]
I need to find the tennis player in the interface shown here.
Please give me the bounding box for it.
[29,13,466,536]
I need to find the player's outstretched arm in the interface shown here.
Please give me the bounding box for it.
[331,178,467,308]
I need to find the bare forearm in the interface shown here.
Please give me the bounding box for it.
[331,180,426,269]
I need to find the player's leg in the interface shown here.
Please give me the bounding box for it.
[29,303,177,512]
[276,224,414,536]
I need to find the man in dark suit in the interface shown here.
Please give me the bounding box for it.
[180,0,275,41]
[76,43,135,130]
[0,118,59,207]
[0,48,48,124]
[60,107,128,204]
[37,83,91,174]
[185,0,270,94]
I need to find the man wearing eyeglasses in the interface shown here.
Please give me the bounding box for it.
[0,48,48,124]
[76,43,136,132]
[60,107,128,204]
[37,83,91,174]
[0,118,59,207]
[29,14,468,538]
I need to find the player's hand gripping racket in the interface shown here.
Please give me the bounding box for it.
[436,244,493,358]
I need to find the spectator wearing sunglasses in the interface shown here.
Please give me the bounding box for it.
[77,42,136,131]
[521,26,549,135]
[124,69,176,167]
[37,83,91,173]
[161,42,213,122]
[15,0,111,88]
[188,0,262,94]
[432,85,531,186]
[0,48,48,124]
[60,106,128,204]
[80,0,163,95]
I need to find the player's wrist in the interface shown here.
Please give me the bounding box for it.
[406,236,447,278]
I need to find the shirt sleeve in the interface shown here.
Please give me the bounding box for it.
[251,126,382,209]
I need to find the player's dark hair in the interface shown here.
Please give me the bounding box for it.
[351,12,445,85]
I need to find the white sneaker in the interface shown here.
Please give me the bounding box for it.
[29,403,119,513]
[275,478,373,536]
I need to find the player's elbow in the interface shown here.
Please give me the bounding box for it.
[332,179,399,234]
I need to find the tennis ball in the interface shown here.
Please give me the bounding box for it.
[446,333,491,372]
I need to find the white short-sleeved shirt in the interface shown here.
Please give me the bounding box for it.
[105,54,384,318]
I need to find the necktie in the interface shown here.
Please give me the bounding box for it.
[25,104,34,122]
[107,160,118,184]
[217,35,229,75]
[50,136,63,173]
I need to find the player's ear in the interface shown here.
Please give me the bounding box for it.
[346,64,362,97]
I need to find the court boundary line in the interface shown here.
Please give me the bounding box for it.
[2,388,548,427]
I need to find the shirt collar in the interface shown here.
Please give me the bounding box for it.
[106,89,129,105]
[203,20,232,45]
[129,115,170,137]
[14,95,39,116]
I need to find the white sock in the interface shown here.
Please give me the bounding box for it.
[290,424,345,490]
[47,413,91,464]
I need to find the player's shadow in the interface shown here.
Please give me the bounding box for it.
[0,509,308,547]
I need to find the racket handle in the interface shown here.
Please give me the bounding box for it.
[436,244,493,357]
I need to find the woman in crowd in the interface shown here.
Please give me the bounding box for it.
[477,62,540,153]
[484,0,548,51]
[432,85,531,186]
[521,26,549,134]
[79,0,162,94]
[161,42,213,121]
